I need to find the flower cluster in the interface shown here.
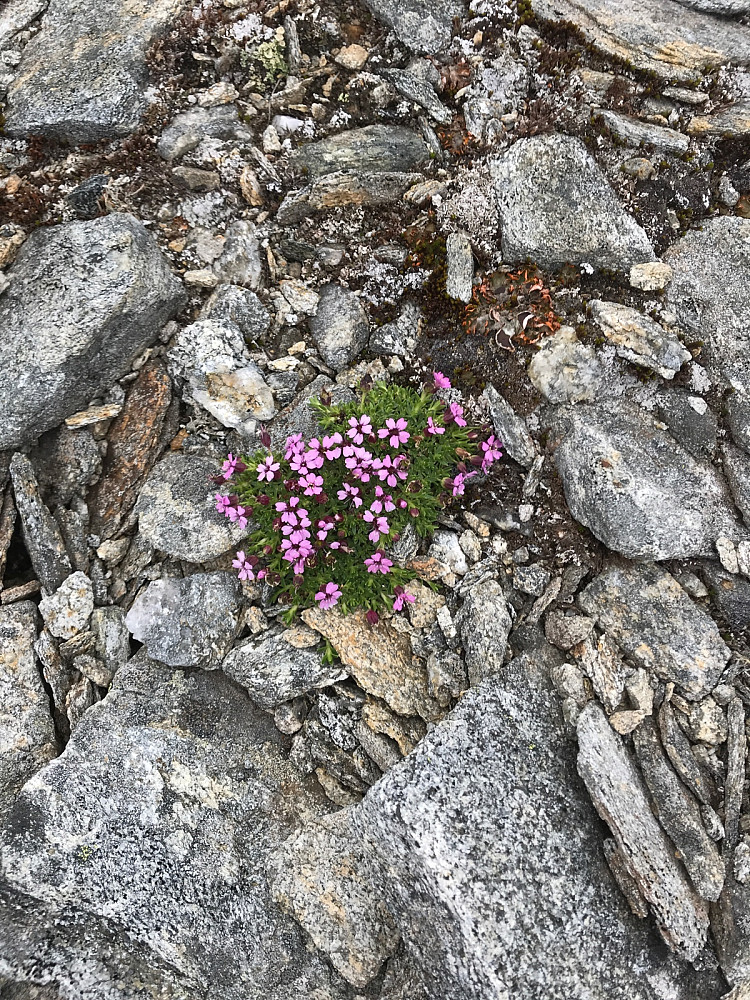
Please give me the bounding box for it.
[214,375,503,619]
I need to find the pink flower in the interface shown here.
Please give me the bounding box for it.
[392,586,416,612]
[364,551,393,574]
[221,453,246,479]
[378,417,409,448]
[433,371,451,390]
[347,414,373,444]
[374,454,407,488]
[322,433,343,460]
[363,511,390,543]
[284,434,305,460]
[226,505,249,529]
[337,482,363,508]
[257,455,280,482]
[426,416,445,436]
[480,435,503,471]
[374,486,396,512]
[232,550,257,581]
[299,472,324,496]
[215,493,232,514]
[315,581,342,610]
[446,402,467,427]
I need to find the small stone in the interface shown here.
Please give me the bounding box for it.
[262,124,281,154]
[197,81,238,107]
[454,579,512,687]
[74,654,112,689]
[10,452,72,593]
[589,299,690,378]
[39,572,94,641]
[213,221,262,289]
[405,581,446,629]
[484,384,536,468]
[545,610,594,650]
[426,649,468,706]
[280,279,320,316]
[369,300,421,357]
[335,44,369,70]
[273,697,308,735]
[200,284,270,341]
[738,541,750,578]
[291,124,429,179]
[183,268,219,289]
[239,165,264,206]
[514,563,551,597]
[528,327,604,404]
[90,607,130,681]
[172,166,220,192]
[427,531,469,577]
[622,157,656,180]
[680,697,728,745]
[445,232,473,303]
[458,529,482,564]
[717,535,740,575]
[309,284,369,372]
[595,109,689,154]
[126,573,241,670]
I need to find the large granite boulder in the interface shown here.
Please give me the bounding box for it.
[273,641,724,998]
[4,0,185,142]
[0,214,185,451]
[490,135,654,272]
[0,653,348,999]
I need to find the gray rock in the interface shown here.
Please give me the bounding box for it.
[654,390,718,460]
[0,214,185,450]
[545,610,595,650]
[490,134,654,272]
[0,602,56,824]
[90,607,130,684]
[0,653,344,999]
[701,562,750,633]
[369,300,421,357]
[213,220,262,289]
[278,171,425,221]
[0,0,47,51]
[289,648,724,997]
[292,125,429,179]
[158,104,253,161]
[125,572,242,670]
[528,327,605,403]
[38,571,94,641]
[579,563,730,701]
[29,424,102,506]
[463,50,529,140]
[9,453,71,593]
[665,219,750,401]
[200,284,271,341]
[484,385,536,468]
[135,453,251,563]
[577,702,709,960]
[688,100,750,139]
[632,716,725,900]
[222,627,346,709]
[167,318,275,429]
[4,0,183,141]
[269,375,354,451]
[674,0,750,11]
[589,300,691,379]
[513,563,552,597]
[531,0,750,80]
[724,443,750,527]
[454,579,512,686]
[595,109,690,154]
[309,284,370,372]
[363,0,464,52]
[445,232,474,304]
[551,401,742,560]
[380,68,452,124]
[428,530,469,576]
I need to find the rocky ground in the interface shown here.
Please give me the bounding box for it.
[1,0,750,997]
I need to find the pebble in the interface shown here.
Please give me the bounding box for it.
[39,572,94,641]
[335,44,369,70]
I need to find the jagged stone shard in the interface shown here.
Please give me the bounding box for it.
[531,0,750,81]
[0,602,57,824]
[0,654,345,999]
[576,702,709,960]
[551,401,742,560]
[0,214,185,451]
[335,651,721,997]
[579,563,730,701]
[4,0,185,142]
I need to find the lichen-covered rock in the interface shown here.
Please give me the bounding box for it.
[484,385,536,468]
[490,134,654,272]
[135,453,251,563]
[362,0,464,52]
[579,563,730,701]
[531,0,750,80]
[0,602,56,823]
[454,579,512,686]
[38,572,94,641]
[0,214,185,450]
[309,284,370,372]
[589,300,691,379]
[9,452,72,594]
[551,401,742,560]
[222,627,345,709]
[0,653,344,999]
[125,573,242,669]
[292,125,429,179]
[5,0,185,142]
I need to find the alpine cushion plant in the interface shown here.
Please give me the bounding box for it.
[213,373,503,620]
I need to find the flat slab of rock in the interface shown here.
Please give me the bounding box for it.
[595,109,690,153]
[135,453,251,563]
[531,0,750,81]
[490,134,654,272]
[363,0,464,52]
[0,602,56,823]
[294,647,724,997]
[302,607,441,721]
[291,125,429,179]
[5,0,185,142]
[222,627,346,709]
[484,384,536,468]
[0,653,343,999]
[309,284,370,372]
[125,573,241,669]
[579,563,730,700]
[589,300,691,378]
[551,401,742,560]
[577,702,709,960]
[9,453,71,593]
[0,214,185,451]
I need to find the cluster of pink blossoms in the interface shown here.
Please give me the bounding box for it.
[214,373,503,616]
